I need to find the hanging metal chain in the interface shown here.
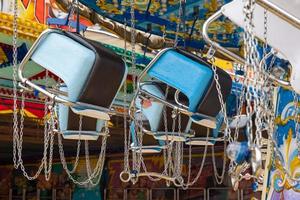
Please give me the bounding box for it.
[207,55,229,184]
[11,0,53,180]
[243,0,266,148]
[85,139,92,182]
[70,116,82,173]
[54,80,82,174]
[42,70,52,181]
[174,0,183,47]
[263,9,268,56]
[69,132,82,173]
[256,9,269,145]
[243,0,255,147]
[138,90,182,182]
[131,110,144,182]
[182,128,209,188]
[58,122,108,185]
[128,1,146,183]
[211,141,227,184]
[44,100,55,181]
[161,87,178,178]
[17,92,46,180]
[12,0,19,169]
[210,56,231,139]
[122,18,133,179]
[130,0,137,90]
[233,82,246,142]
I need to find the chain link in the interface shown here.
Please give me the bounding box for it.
[12,0,19,169]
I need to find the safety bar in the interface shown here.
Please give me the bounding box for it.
[202,11,245,64]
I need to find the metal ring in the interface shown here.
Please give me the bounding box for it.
[119,171,131,182]
[173,176,184,187]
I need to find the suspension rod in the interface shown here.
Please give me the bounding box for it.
[256,0,300,30]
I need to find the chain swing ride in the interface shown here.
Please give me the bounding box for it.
[11,0,128,185]
[6,0,300,197]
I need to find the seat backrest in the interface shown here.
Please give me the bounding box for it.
[148,49,213,113]
[222,0,300,93]
[78,37,127,108]
[31,31,95,102]
[148,49,232,117]
[136,84,166,132]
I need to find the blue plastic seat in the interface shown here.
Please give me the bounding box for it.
[133,82,195,142]
[185,113,224,146]
[148,50,213,113]
[145,48,232,128]
[130,122,165,154]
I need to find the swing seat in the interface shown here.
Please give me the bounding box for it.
[130,84,165,152]
[153,131,195,142]
[185,137,217,146]
[146,48,232,128]
[185,113,224,146]
[58,104,106,140]
[130,145,163,153]
[221,0,300,93]
[130,122,165,154]
[56,85,106,140]
[134,83,196,142]
[21,29,127,120]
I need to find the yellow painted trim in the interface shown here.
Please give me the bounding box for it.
[0,12,47,41]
